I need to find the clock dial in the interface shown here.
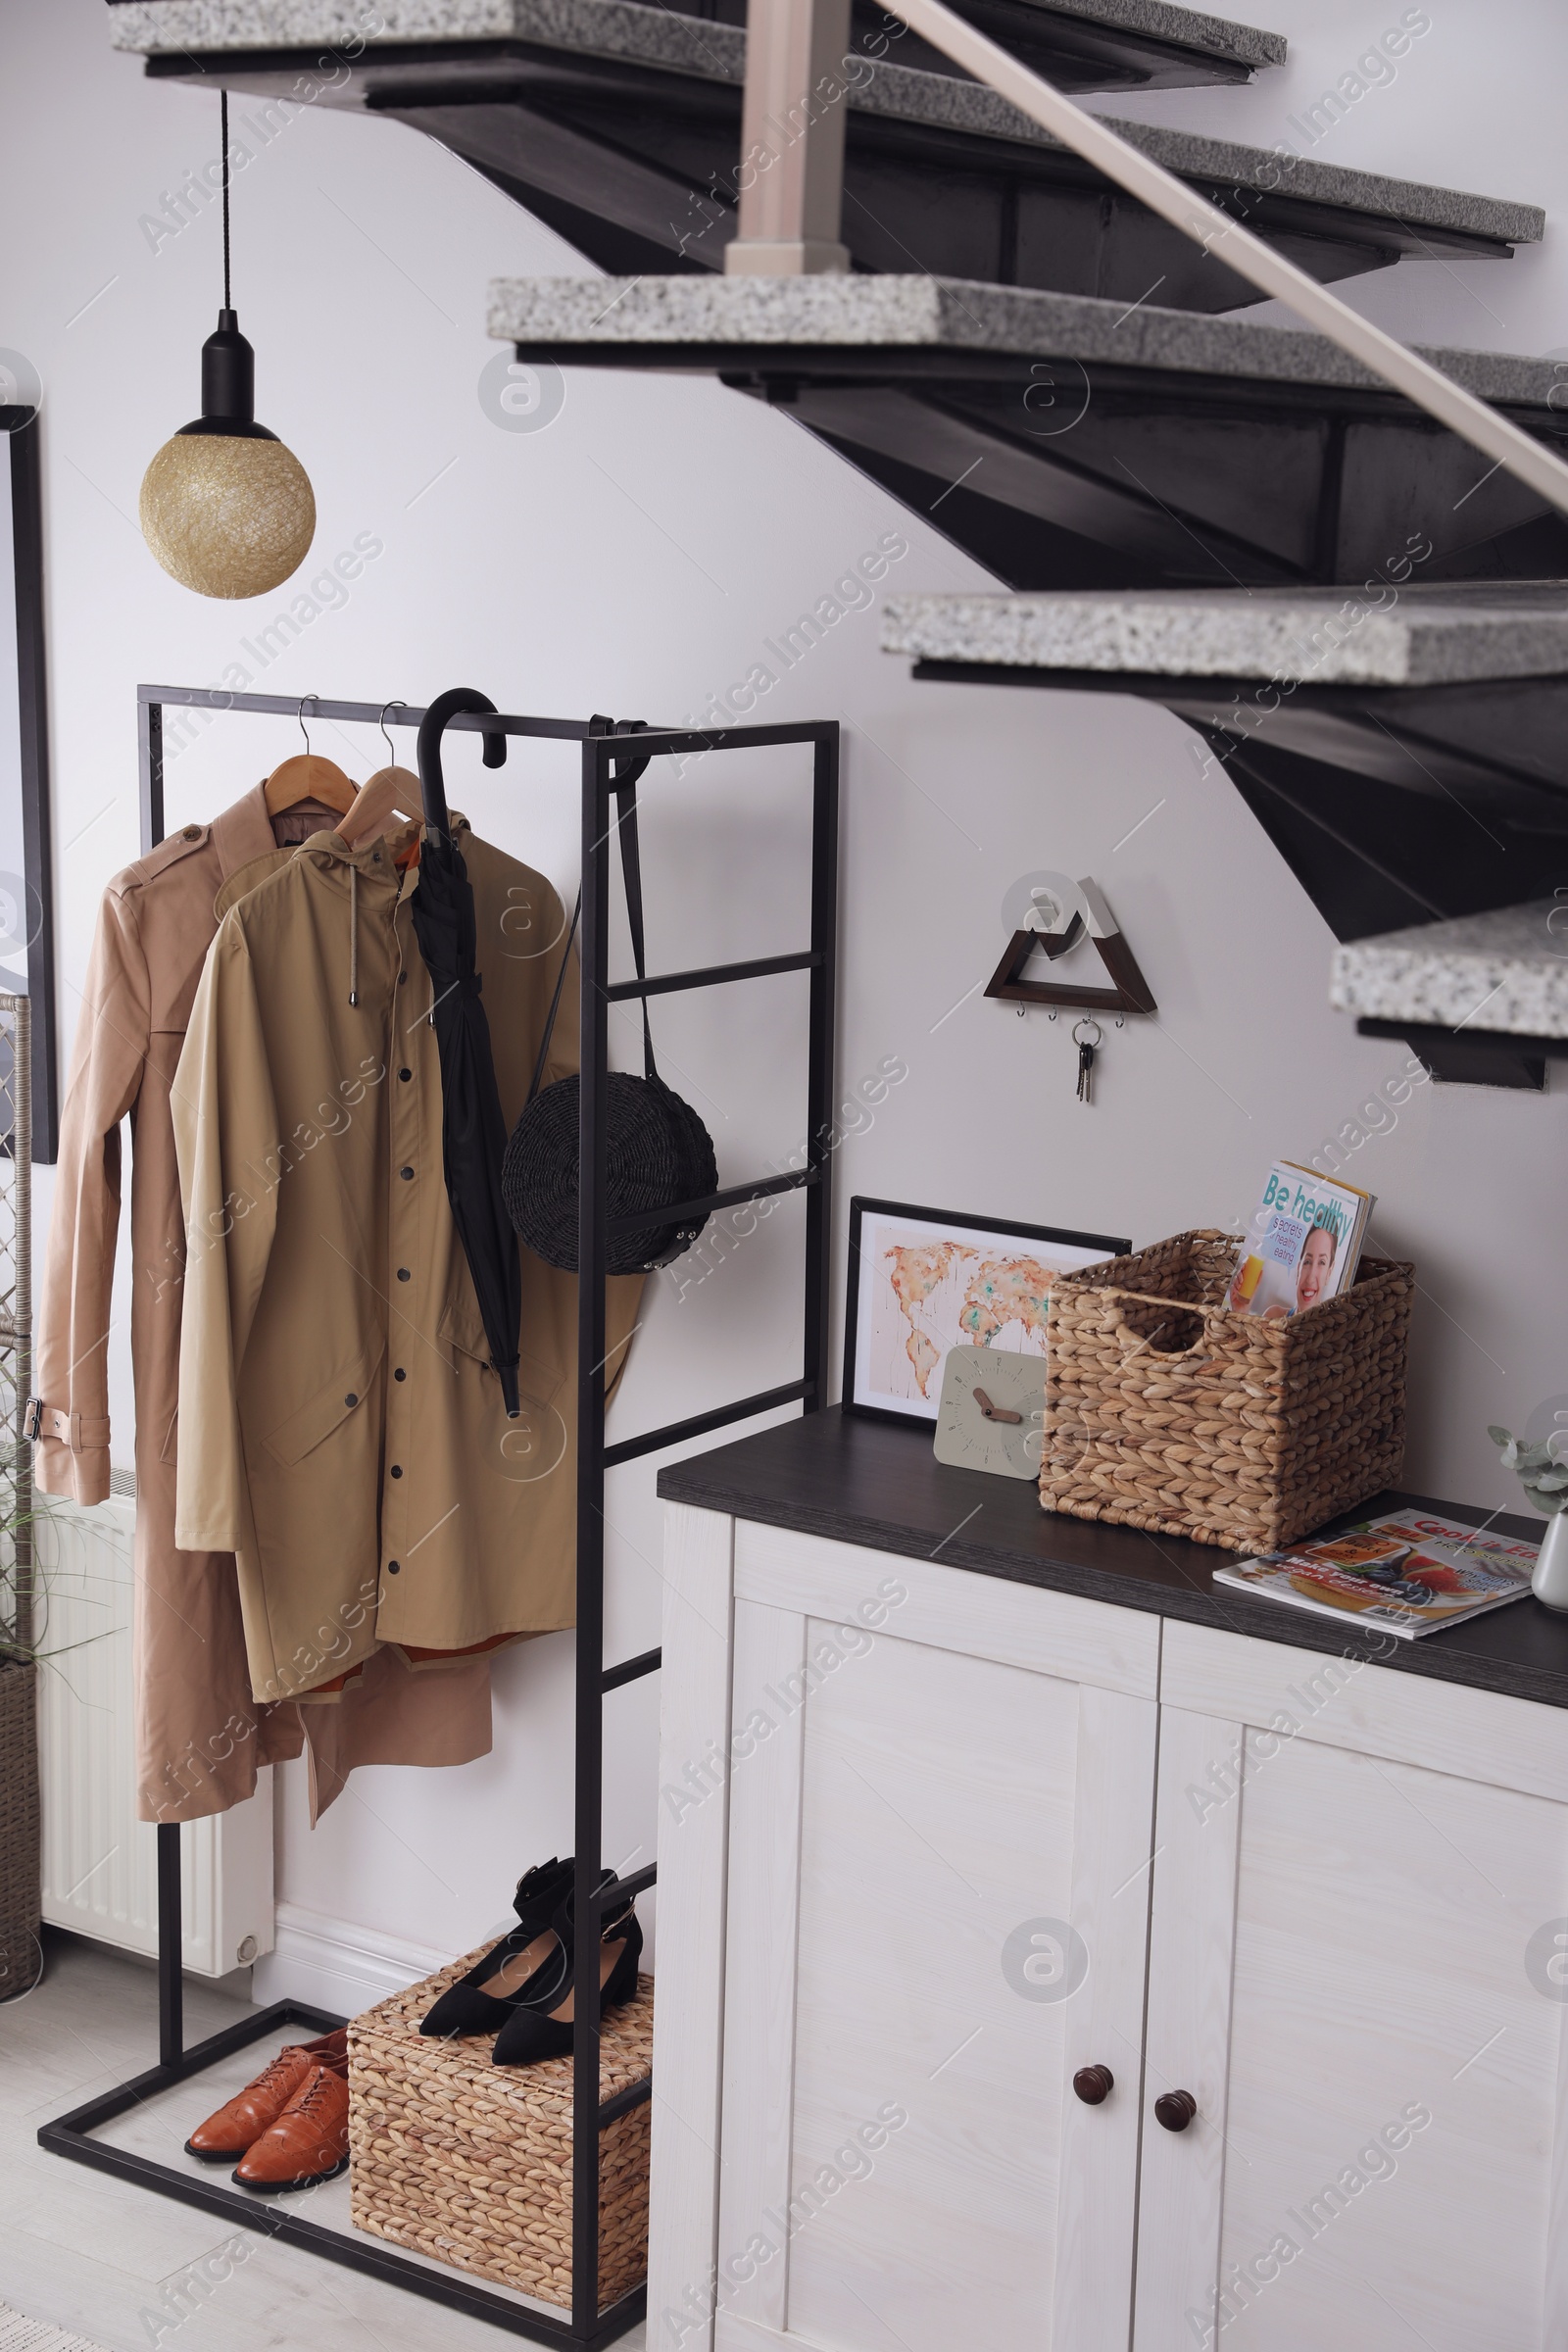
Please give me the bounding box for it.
[932,1345,1047,1481]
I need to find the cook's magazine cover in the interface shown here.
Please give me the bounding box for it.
[1214,1511,1539,1639]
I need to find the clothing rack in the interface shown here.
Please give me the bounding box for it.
[39,683,841,2352]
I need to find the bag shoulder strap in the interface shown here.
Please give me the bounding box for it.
[614,768,657,1083]
[525,717,654,1104]
[526,892,580,1105]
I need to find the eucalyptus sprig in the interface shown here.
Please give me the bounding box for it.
[1489,1425,1568,1517]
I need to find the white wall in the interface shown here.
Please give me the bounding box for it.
[5,0,1566,1969]
[1096,0,1568,356]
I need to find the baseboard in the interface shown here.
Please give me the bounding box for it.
[251,1901,462,2021]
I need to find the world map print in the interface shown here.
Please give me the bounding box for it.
[871,1238,1055,1403]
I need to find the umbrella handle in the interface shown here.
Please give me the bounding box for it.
[416,688,508,842]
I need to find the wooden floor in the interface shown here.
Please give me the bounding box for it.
[0,1933,646,2352]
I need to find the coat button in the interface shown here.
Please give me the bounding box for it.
[182,824,201,841]
[390,1465,402,1479]
[399,1067,412,1082]
[394,1367,406,1381]
[399,971,409,984]
[400,1166,414,1181]
[397,1267,411,1282]
[344,1393,358,1407]
[386,1561,400,1576]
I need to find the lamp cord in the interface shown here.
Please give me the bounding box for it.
[220,88,231,311]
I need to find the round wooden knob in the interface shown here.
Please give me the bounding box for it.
[1154,2090,1198,2132]
[1073,2065,1114,2105]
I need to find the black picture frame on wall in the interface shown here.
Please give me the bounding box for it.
[1,405,57,1160]
[843,1195,1130,1430]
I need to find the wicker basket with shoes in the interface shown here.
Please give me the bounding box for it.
[1039,1227,1414,1554]
[348,1950,653,2308]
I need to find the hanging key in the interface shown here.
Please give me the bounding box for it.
[1073,1016,1102,1105]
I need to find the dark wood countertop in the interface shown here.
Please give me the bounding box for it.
[657,1406,1568,1711]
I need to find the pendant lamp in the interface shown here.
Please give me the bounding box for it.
[139,92,315,600]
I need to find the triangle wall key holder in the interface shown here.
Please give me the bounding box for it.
[986,876,1156,1015]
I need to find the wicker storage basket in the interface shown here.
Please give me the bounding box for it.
[0,1658,42,2002]
[1040,1228,1413,1553]
[348,1948,652,2309]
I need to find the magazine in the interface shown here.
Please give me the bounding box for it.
[1228,1160,1373,1320]
[1213,1509,1539,1640]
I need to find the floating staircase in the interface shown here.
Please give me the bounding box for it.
[484,272,1568,595]
[882,580,1568,1082]
[110,0,1567,1080]
[110,1,1536,310]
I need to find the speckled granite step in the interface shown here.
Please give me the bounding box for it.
[879,586,1568,686]
[108,1,1539,251]
[108,0,1287,80]
[490,274,1564,411]
[1331,905,1568,1040]
[845,89,1542,250]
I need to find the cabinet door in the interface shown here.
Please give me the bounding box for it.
[1137,1623,1568,2352]
[712,1525,1159,2352]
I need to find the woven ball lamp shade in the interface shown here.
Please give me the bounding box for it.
[141,295,314,601]
[140,428,315,599]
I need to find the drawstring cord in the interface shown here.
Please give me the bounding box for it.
[349,863,359,1007]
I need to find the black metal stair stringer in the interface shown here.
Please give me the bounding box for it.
[133,20,1537,318]
[600,321,1568,593]
[776,380,1309,584]
[907,658,1568,945]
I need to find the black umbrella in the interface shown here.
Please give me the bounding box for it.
[413,688,521,1418]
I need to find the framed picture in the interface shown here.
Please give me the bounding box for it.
[843,1196,1130,1429]
[0,389,57,1159]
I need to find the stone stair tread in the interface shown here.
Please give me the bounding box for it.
[879,585,1568,686]
[856,73,1542,243]
[111,0,1536,245]
[1330,904,1568,1039]
[943,0,1286,68]
[489,272,1564,410]
[108,0,1288,75]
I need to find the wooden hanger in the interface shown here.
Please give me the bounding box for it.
[339,702,423,848]
[265,695,356,816]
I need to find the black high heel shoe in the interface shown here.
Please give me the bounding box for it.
[492,1887,643,2068]
[420,1857,584,2039]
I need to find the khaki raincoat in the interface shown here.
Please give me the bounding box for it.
[172,816,640,1704]
[34,787,494,1823]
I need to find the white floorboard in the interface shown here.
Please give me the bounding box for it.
[0,1933,647,2352]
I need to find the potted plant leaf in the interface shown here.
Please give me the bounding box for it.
[1489,1424,1568,1610]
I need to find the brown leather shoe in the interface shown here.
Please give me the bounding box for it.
[184,2029,348,2161]
[231,2059,351,2193]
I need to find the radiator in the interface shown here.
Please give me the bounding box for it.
[33,1490,274,1978]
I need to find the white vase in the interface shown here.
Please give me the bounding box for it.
[1532,1512,1568,1610]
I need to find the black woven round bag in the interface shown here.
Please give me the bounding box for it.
[502,738,718,1275]
[503,1064,717,1275]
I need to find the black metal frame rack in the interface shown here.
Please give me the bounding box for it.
[37,683,841,2352]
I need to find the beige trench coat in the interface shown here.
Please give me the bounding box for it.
[34,787,493,1822]
[172,817,641,1704]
